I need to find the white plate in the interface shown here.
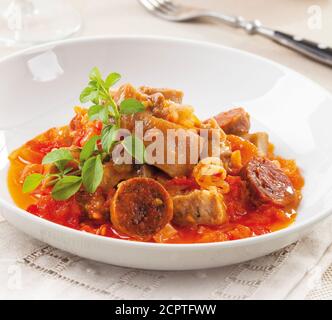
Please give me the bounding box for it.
[0,36,331,270]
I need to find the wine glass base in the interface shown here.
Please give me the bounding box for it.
[0,0,82,47]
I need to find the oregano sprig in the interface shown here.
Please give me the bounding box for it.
[23,67,147,201]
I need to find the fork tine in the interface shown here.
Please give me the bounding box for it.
[154,0,177,12]
[139,0,160,12]
[139,0,155,11]
[139,0,181,20]
[146,0,171,14]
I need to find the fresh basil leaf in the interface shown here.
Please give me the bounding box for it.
[52,176,82,201]
[119,98,145,115]
[122,135,146,164]
[22,173,44,193]
[88,105,109,123]
[105,72,121,89]
[101,125,118,153]
[79,86,98,104]
[82,155,103,193]
[42,149,73,165]
[89,67,102,82]
[80,135,100,162]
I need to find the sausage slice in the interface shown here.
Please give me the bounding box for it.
[111,177,173,241]
[241,157,296,207]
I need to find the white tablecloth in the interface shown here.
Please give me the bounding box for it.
[0,217,332,300]
[1,0,332,300]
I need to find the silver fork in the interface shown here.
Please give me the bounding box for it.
[139,0,332,67]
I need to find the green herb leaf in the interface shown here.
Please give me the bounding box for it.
[88,105,109,123]
[80,135,100,162]
[42,149,73,165]
[55,159,70,172]
[119,98,145,115]
[52,176,82,201]
[82,155,104,193]
[80,86,98,104]
[63,167,74,175]
[105,72,121,89]
[46,176,60,187]
[22,173,44,193]
[89,67,102,82]
[101,125,118,153]
[122,135,146,164]
[88,80,98,89]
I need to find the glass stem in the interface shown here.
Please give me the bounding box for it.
[4,0,33,40]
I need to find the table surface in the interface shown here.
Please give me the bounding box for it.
[0,0,331,300]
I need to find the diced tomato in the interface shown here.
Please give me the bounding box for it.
[224,176,248,220]
[165,176,200,194]
[27,195,82,229]
[227,134,258,166]
[276,157,305,191]
[226,225,253,240]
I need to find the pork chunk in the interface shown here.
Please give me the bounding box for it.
[172,190,228,226]
[112,83,152,107]
[139,86,184,103]
[242,132,269,157]
[121,112,203,178]
[100,162,135,191]
[214,108,250,135]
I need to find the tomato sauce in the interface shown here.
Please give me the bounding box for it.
[8,123,304,244]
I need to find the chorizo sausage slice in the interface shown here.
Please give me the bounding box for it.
[241,157,296,207]
[110,177,173,241]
